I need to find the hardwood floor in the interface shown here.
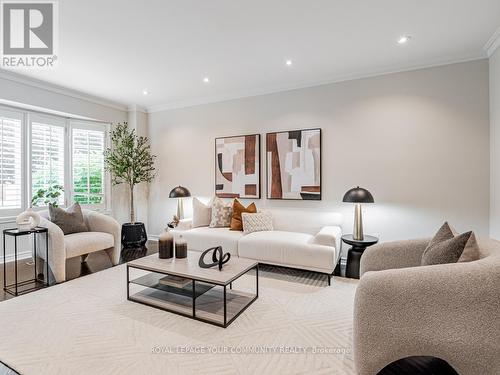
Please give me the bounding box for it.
[0,241,159,302]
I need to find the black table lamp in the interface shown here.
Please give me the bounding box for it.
[169,186,191,219]
[343,186,374,241]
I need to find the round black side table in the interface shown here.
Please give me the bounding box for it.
[342,234,379,279]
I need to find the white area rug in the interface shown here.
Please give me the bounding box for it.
[0,264,358,375]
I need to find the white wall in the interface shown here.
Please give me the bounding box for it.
[148,60,490,244]
[490,48,500,239]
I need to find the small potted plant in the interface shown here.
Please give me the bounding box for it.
[104,122,156,248]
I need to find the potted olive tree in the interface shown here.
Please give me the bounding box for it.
[104,122,156,247]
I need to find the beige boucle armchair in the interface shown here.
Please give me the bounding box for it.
[354,237,500,375]
[37,209,121,283]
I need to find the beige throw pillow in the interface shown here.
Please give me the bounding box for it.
[209,197,233,228]
[192,197,212,228]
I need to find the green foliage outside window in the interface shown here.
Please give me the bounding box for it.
[31,184,64,207]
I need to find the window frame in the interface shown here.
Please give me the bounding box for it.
[0,104,112,218]
[0,107,26,218]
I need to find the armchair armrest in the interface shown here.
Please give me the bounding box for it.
[311,226,342,251]
[360,238,430,276]
[83,210,121,265]
[354,258,500,375]
[38,216,66,283]
[176,218,193,231]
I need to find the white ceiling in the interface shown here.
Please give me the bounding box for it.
[2,0,500,111]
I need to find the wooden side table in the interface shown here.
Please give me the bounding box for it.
[3,227,49,296]
[342,234,379,279]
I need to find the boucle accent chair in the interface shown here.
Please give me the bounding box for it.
[37,210,121,283]
[354,237,500,375]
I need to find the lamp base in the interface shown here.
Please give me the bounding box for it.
[177,198,184,219]
[353,203,364,241]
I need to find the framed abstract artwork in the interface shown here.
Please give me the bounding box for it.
[215,134,260,199]
[266,128,321,200]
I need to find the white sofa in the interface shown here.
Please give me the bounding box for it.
[172,208,343,283]
[38,210,121,283]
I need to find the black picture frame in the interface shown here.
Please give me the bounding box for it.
[265,128,322,201]
[214,133,261,199]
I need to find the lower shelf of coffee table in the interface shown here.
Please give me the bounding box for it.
[129,284,255,325]
[131,272,214,299]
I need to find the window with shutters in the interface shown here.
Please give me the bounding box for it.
[30,115,66,206]
[71,122,106,206]
[0,109,23,212]
[0,105,111,219]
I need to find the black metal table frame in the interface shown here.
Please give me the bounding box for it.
[3,227,49,297]
[127,263,259,328]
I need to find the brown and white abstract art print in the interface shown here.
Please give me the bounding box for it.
[215,134,260,198]
[266,128,321,200]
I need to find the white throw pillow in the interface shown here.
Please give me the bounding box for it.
[209,197,233,228]
[192,197,212,228]
[242,212,273,235]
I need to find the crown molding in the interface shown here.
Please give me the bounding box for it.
[0,69,128,111]
[127,104,148,113]
[146,55,486,113]
[484,26,500,57]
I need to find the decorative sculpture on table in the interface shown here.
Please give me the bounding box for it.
[16,208,41,231]
[198,246,231,271]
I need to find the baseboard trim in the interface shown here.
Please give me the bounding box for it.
[1,250,33,264]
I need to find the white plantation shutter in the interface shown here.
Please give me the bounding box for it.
[71,123,106,206]
[0,111,22,210]
[31,117,65,206]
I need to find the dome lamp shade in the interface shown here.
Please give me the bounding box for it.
[169,186,191,219]
[343,186,374,240]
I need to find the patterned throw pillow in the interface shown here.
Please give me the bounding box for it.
[242,212,273,235]
[209,197,233,228]
[230,199,257,231]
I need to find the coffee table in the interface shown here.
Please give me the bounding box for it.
[126,251,258,328]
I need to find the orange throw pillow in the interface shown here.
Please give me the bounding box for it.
[230,199,257,231]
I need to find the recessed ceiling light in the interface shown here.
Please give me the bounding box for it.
[398,35,411,45]
[203,77,210,83]
[286,59,293,66]
[142,89,149,95]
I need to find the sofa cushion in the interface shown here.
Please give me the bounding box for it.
[238,230,337,272]
[64,232,114,259]
[172,227,243,256]
[268,209,343,235]
[230,200,257,231]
